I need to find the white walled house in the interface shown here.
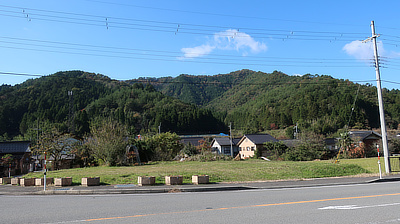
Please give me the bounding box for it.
[211,137,240,156]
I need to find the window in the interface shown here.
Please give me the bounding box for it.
[251,146,255,151]
[247,147,250,151]
[224,147,230,154]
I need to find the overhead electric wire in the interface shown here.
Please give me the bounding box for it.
[0,71,42,77]
[0,43,373,69]
[0,4,369,35]
[0,4,398,86]
[82,0,369,28]
[0,5,369,41]
[0,36,373,65]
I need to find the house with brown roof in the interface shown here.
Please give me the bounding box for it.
[237,134,278,159]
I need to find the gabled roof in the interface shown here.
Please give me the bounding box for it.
[349,131,381,141]
[238,134,278,145]
[211,137,241,146]
[180,137,204,147]
[0,141,31,154]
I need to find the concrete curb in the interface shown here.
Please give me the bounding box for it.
[1,175,399,196]
[2,186,254,195]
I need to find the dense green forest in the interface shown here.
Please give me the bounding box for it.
[1,69,400,141]
[130,69,400,136]
[0,71,227,140]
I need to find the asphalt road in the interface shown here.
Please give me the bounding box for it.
[2,181,400,224]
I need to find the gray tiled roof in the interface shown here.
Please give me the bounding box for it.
[0,141,31,154]
[212,137,241,146]
[349,131,381,141]
[180,137,204,147]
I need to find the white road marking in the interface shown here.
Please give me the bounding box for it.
[319,202,400,210]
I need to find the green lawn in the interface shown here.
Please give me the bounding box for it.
[23,157,384,185]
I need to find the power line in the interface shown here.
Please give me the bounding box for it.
[0,5,369,41]
[0,43,375,69]
[82,0,370,28]
[0,36,372,64]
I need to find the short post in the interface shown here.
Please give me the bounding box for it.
[8,163,11,178]
[44,152,47,191]
[377,144,382,179]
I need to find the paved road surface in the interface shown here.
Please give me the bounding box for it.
[2,181,400,223]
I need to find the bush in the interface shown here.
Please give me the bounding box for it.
[263,142,288,160]
[132,132,183,162]
[84,119,129,166]
[283,131,327,161]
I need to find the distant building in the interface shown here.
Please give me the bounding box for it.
[237,134,278,159]
[348,131,381,157]
[211,137,241,156]
[180,137,205,148]
[0,141,32,176]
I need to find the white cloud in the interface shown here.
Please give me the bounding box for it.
[343,40,385,60]
[181,44,215,58]
[214,29,267,53]
[180,29,267,59]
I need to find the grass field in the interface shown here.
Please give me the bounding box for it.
[23,157,385,185]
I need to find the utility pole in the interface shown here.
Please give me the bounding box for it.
[44,151,47,191]
[229,122,233,157]
[363,21,390,173]
[68,90,74,134]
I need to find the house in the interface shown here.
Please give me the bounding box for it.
[32,135,82,170]
[348,131,381,155]
[0,141,32,176]
[349,130,381,148]
[210,137,241,156]
[237,134,278,159]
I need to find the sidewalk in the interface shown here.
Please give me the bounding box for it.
[1,174,399,196]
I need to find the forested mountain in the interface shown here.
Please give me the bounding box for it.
[85,83,227,135]
[0,71,227,139]
[127,70,251,106]
[1,69,400,140]
[0,71,114,138]
[134,69,400,136]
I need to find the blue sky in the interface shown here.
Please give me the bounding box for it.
[1,0,399,89]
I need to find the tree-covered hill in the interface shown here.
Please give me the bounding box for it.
[141,69,400,136]
[0,71,115,138]
[2,69,400,140]
[126,70,251,106]
[0,71,227,139]
[85,83,227,135]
